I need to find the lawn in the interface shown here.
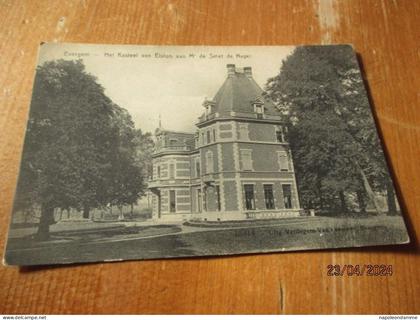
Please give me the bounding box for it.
[4,215,409,266]
[179,215,409,256]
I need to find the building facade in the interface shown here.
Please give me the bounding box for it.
[148,64,301,221]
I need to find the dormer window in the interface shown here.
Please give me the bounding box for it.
[254,104,264,119]
[205,105,212,116]
[203,100,216,120]
[252,98,265,119]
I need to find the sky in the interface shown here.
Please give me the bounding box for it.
[38,44,294,133]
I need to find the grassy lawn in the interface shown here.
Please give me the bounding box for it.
[6,225,182,250]
[5,215,409,266]
[178,215,409,256]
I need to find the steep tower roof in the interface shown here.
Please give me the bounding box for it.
[211,65,277,115]
[197,65,281,125]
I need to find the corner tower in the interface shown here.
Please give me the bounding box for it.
[195,64,301,220]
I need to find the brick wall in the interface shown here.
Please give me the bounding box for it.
[221,143,235,171]
[237,142,289,172]
[201,144,219,174]
[247,122,277,142]
[223,180,238,211]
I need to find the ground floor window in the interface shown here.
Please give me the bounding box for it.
[195,158,200,177]
[197,189,202,213]
[169,190,176,213]
[264,184,275,209]
[282,184,292,209]
[244,184,255,210]
[216,185,221,211]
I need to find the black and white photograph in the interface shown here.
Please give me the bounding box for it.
[4,43,409,266]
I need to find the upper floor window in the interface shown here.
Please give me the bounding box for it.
[276,126,286,143]
[213,128,217,142]
[240,149,253,171]
[207,130,211,144]
[169,162,175,179]
[278,151,289,171]
[157,165,161,178]
[201,132,205,145]
[238,123,249,140]
[206,151,214,174]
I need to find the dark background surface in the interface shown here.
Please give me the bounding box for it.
[0,0,419,314]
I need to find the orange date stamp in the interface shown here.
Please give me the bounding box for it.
[327,264,393,276]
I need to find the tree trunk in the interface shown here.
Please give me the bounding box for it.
[118,206,124,221]
[83,205,90,219]
[386,180,397,215]
[356,189,366,214]
[339,191,347,213]
[317,178,323,210]
[130,203,134,215]
[36,204,55,241]
[358,165,381,214]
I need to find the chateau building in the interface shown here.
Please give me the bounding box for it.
[148,64,301,221]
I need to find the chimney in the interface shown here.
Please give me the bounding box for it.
[244,66,252,78]
[227,64,236,77]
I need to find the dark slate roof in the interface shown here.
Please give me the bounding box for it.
[211,69,278,115]
[155,129,196,151]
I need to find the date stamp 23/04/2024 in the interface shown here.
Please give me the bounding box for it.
[327,265,393,276]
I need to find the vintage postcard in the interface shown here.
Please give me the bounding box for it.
[4,43,409,266]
